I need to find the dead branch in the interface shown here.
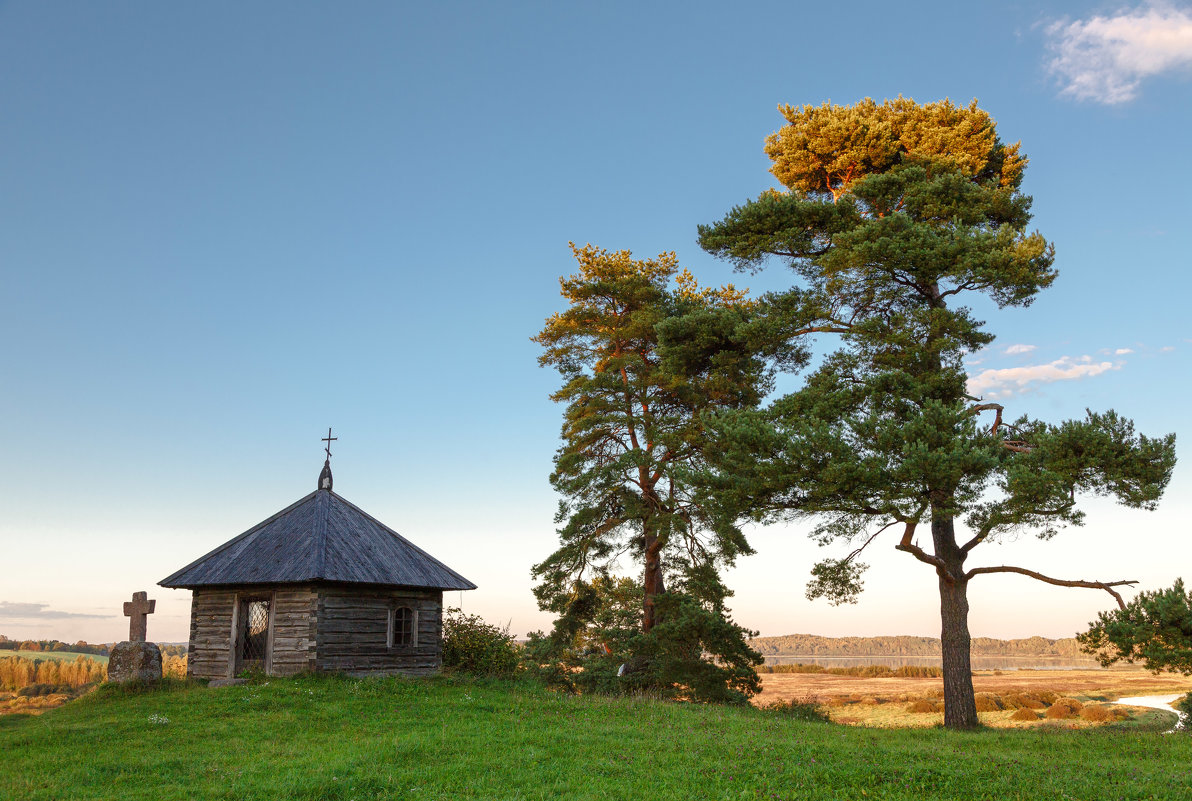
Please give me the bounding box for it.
[843,521,899,563]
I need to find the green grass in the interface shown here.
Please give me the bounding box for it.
[9,650,109,664]
[1,673,1190,800]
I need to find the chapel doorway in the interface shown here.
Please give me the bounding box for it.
[235,596,271,674]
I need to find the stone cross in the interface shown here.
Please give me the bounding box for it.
[123,591,156,643]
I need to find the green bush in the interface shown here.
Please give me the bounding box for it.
[441,608,520,677]
[526,569,762,705]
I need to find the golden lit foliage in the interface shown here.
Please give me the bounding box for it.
[765,97,1026,200]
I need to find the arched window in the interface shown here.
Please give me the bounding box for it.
[389,606,417,647]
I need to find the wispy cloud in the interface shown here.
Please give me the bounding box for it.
[968,355,1120,397]
[1046,4,1192,103]
[1003,343,1037,355]
[0,601,110,620]
[1161,345,1176,352]
[1115,348,1135,355]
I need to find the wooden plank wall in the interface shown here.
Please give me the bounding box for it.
[270,586,318,676]
[185,586,318,679]
[315,587,442,676]
[186,588,235,680]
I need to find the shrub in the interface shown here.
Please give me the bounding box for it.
[1052,697,1083,714]
[1045,704,1075,720]
[906,699,939,713]
[892,665,942,678]
[441,608,520,678]
[1034,690,1059,705]
[1002,693,1045,710]
[1011,707,1040,721]
[1080,705,1111,722]
[758,663,826,674]
[761,699,832,722]
[974,693,1003,712]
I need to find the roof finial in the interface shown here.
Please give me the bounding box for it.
[319,427,337,491]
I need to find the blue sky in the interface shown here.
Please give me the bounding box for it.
[2,1,1189,643]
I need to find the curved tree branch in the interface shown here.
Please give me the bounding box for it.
[965,565,1136,609]
[843,520,899,563]
[894,521,956,583]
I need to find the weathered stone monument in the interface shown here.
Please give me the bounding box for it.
[107,591,163,683]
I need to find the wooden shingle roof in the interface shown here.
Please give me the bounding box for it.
[159,489,477,591]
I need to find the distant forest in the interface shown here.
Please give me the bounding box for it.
[749,634,1085,658]
[0,635,186,658]
[0,635,109,656]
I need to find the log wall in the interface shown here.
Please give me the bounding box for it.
[185,585,318,679]
[315,587,443,676]
[187,588,234,679]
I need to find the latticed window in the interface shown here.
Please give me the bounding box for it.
[390,606,416,647]
[238,597,270,669]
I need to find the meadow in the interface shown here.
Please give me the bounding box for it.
[2,673,1190,801]
[10,650,109,664]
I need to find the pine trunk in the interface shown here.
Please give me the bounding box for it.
[643,533,665,633]
[932,514,979,729]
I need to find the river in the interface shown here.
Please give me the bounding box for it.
[1111,694,1188,732]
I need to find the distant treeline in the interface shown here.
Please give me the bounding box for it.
[749,634,1084,658]
[0,635,109,656]
[0,635,186,658]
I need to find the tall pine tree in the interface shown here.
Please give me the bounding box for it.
[531,243,768,701]
[684,98,1176,728]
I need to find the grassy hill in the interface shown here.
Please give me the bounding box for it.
[2,674,1189,800]
[750,634,1085,658]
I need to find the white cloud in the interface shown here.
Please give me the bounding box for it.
[1115,347,1135,355]
[1003,343,1037,355]
[1161,345,1176,352]
[0,601,109,620]
[1046,4,1192,103]
[968,355,1120,396]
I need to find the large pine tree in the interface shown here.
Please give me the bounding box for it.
[685,98,1176,728]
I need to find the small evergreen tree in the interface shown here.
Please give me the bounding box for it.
[1079,579,1192,674]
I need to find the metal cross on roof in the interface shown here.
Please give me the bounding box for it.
[322,427,337,461]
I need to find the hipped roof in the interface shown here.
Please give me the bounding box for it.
[159,489,477,591]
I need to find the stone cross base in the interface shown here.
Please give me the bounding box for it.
[107,641,163,683]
